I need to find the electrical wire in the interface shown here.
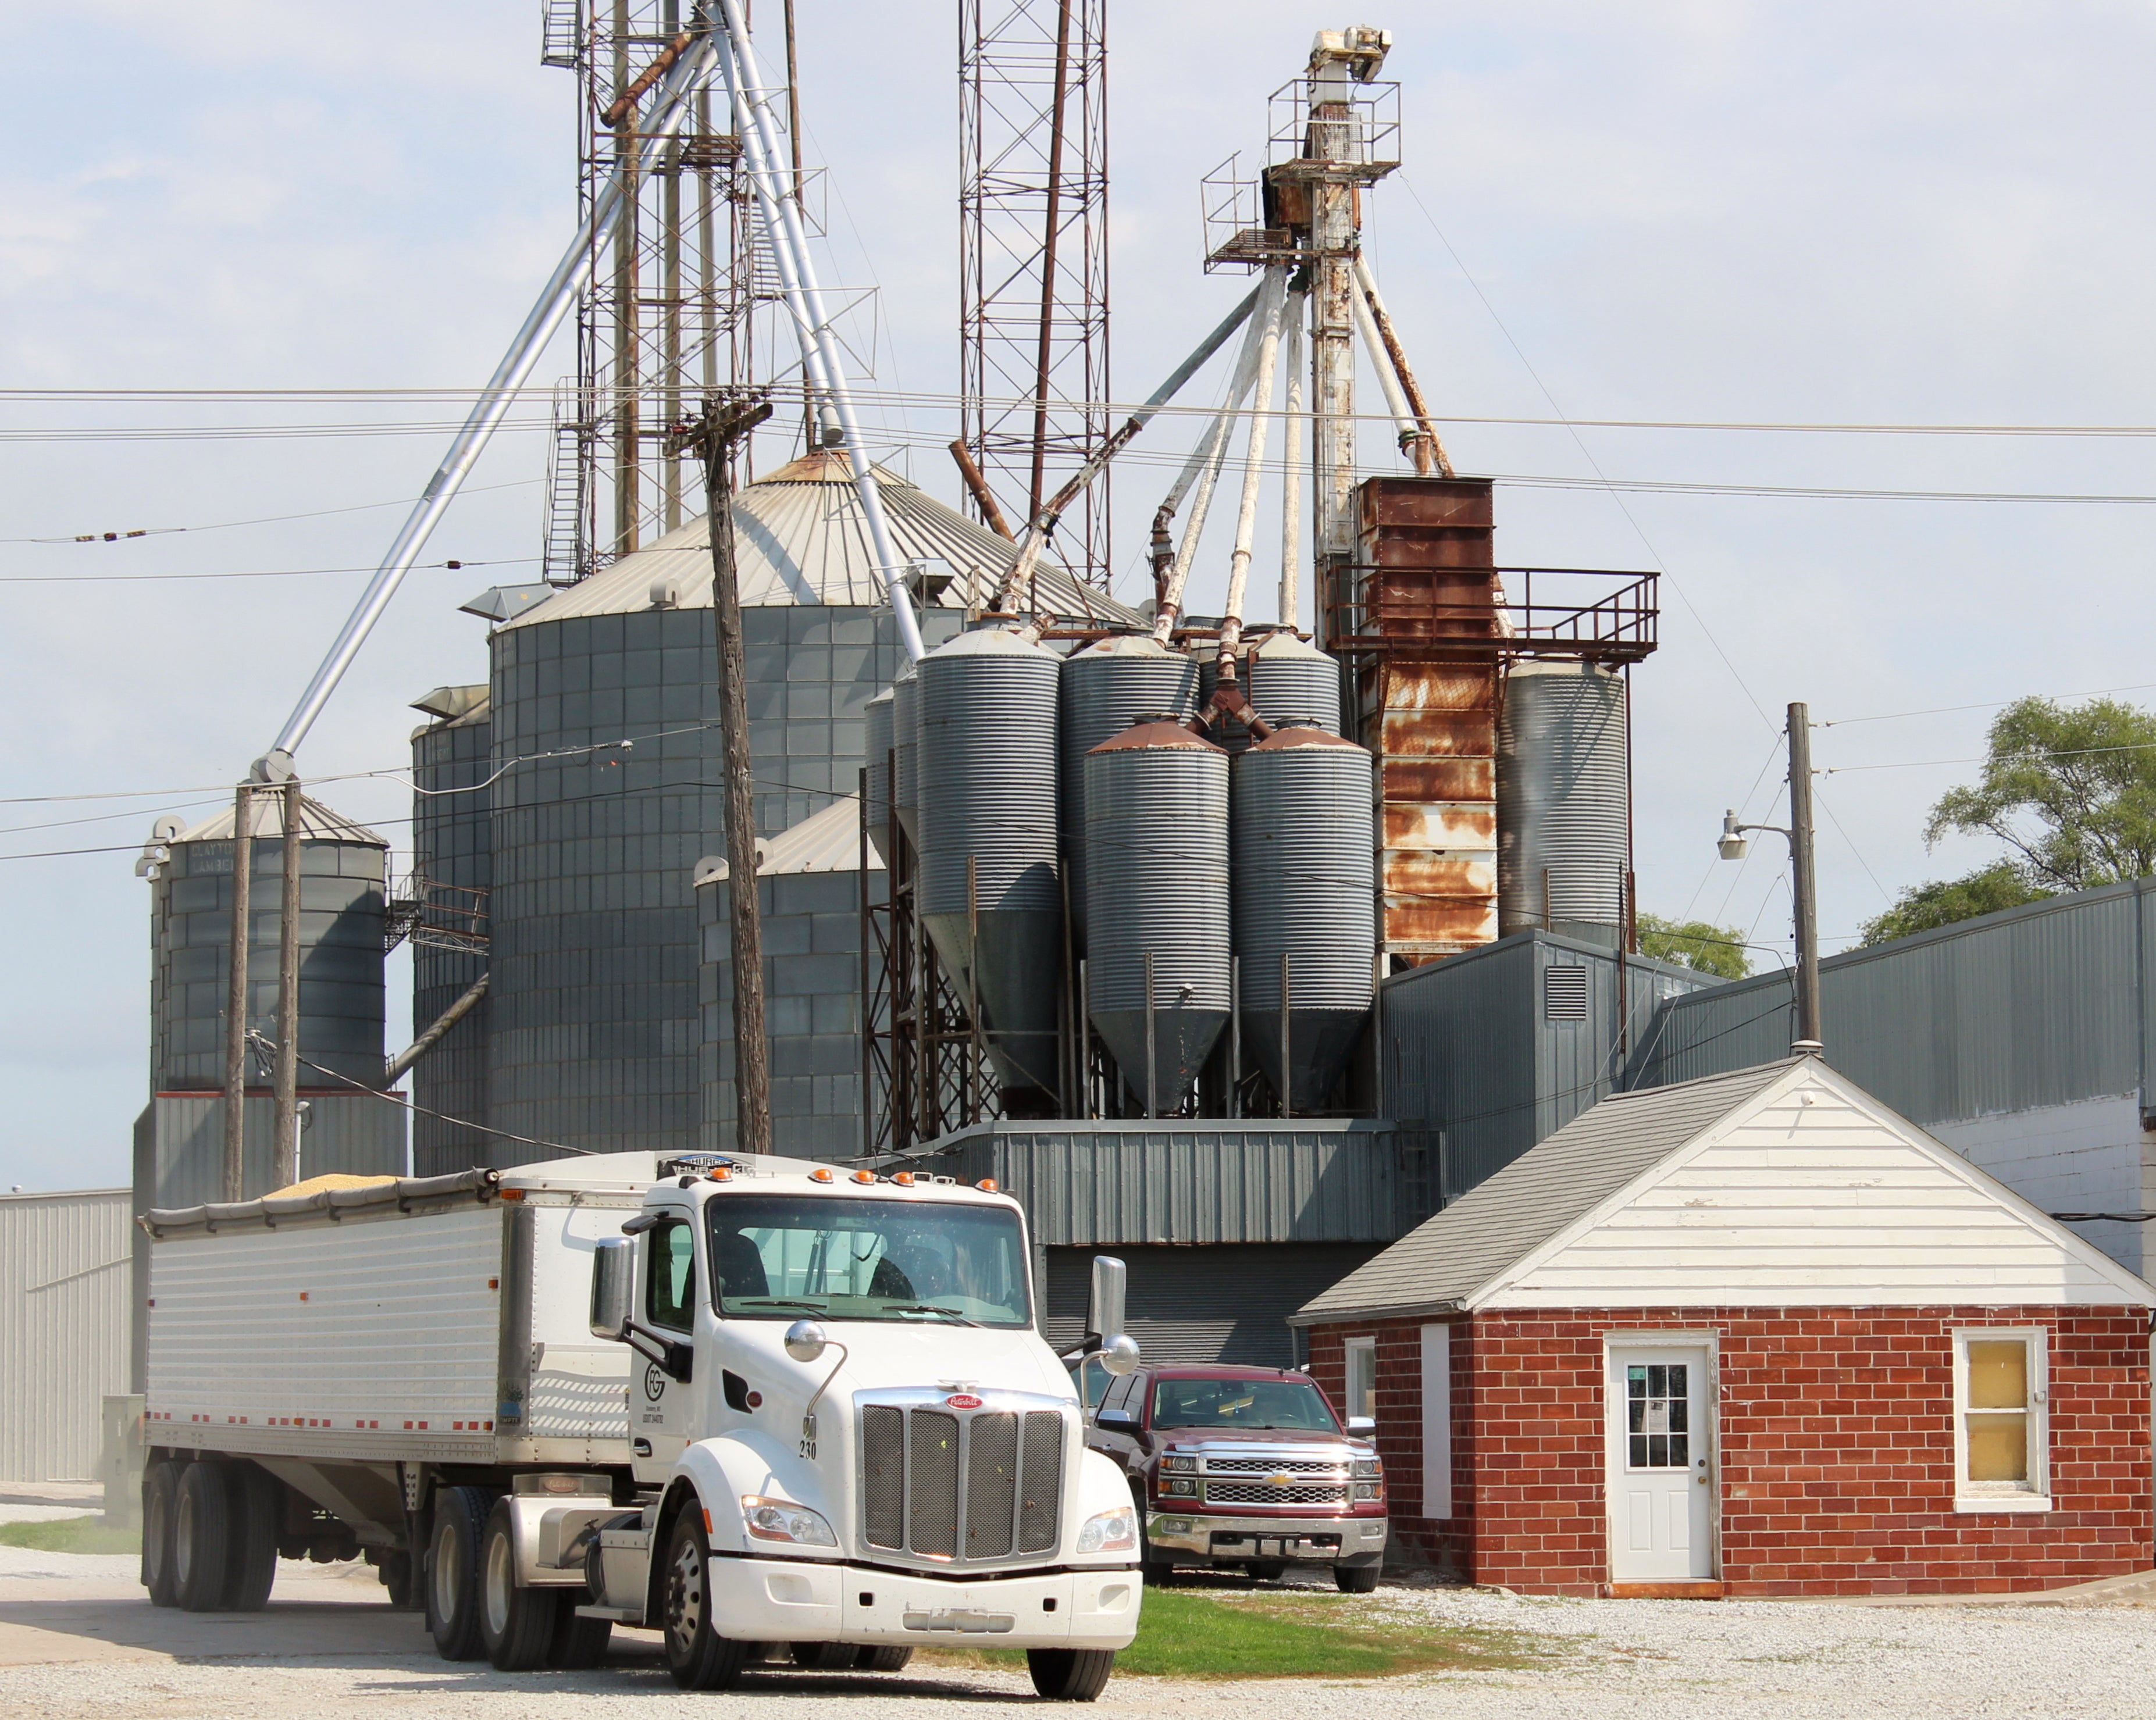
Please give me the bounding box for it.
[1822,682,2156,727]
[0,557,533,586]
[1,477,543,546]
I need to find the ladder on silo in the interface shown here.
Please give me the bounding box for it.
[541,388,588,586]
[539,0,584,70]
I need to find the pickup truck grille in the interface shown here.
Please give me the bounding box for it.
[861,1403,1064,1563]
[1202,1457,1341,1475]
[1203,1480,1350,1507]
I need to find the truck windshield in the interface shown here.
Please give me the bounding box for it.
[707,1195,1031,1328]
[1151,1376,1340,1432]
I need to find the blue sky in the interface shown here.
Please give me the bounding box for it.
[6,2,2155,1188]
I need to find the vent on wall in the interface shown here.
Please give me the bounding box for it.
[1544,965,1588,1021]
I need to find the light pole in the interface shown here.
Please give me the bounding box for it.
[1716,701,1822,1052]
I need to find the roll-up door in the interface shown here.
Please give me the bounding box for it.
[1043,1244,1382,1366]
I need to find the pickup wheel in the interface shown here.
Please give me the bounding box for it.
[141,1462,180,1608]
[1243,1561,1288,1583]
[1333,1562,1381,1594]
[222,1463,281,1612]
[856,1646,913,1672]
[479,1498,562,1671]
[1129,1482,1170,1586]
[173,1461,236,1612]
[425,1485,496,1661]
[1026,1647,1116,1701]
[661,1508,750,1690]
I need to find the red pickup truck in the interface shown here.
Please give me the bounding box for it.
[1080,1362,1387,1591]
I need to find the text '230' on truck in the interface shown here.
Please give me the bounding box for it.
[136,1151,1146,1699]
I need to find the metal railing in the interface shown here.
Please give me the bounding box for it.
[1321,565,1659,664]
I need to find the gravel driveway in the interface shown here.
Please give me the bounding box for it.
[2,1544,2151,1720]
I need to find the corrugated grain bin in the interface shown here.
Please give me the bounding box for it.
[1060,634,1196,949]
[1496,661,1628,947]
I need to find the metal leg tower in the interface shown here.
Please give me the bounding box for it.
[958,0,1111,587]
[541,1,774,584]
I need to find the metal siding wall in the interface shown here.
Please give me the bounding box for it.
[1043,1244,1385,1366]
[0,1192,131,1480]
[484,605,964,1165]
[147,1094,406,1211]
[412,712,493,1175]
[1631,884,2148,1126]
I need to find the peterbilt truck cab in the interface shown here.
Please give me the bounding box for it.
[573,1157,1143,1696]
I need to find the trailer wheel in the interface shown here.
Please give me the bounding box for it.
[141,1462,180,1608]
[856,1646,914,1672]
[223,1463,281,1611]
[549,1607,612,1670]
[789,1641,854,1670]
[660,1508,750,1690]
[1026,1647,1116,1701]
[479,1498,561,1671]
[379,1550,416,1610]
[425,1485,495,1661]
[173,1462,236,1612]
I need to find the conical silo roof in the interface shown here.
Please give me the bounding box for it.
[173,793,385,846]
[496,450,1139,628]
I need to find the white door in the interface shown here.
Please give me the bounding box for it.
[1607,1346,1714,1582]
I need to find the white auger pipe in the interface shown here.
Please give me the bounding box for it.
[1356,256,1453,478]
[1279,292,1306,629]
[1150,273,1280,643]
[714,0,926,662]
[258,22,723,776]
[1219,270,1290,668]
[1351,279,1421,462]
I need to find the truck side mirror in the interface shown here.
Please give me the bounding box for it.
[589,1239,633,1341]
[1086,1255,1127,1350]
[1347,1415,1375,1435]
[1100,1333,1141,1376]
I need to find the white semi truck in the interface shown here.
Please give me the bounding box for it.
[138,1149,1143,1698]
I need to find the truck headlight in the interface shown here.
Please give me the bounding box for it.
[740,1495,838,1547]
[1075,1504,1138,1555]
[1160,1454,1198,1473]
[1352,1458,1382,1478]
[1353,1482,1383,1501]
[1161,1477,1198,1497]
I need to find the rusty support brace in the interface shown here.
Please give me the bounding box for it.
[949,440,1015,540]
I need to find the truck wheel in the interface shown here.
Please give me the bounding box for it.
[1026,1647,1116,1701]
[1333,1562,1381,1594]
[856,1646,913,1672]
[790,1641,854,1670]
[425,1485,495,1661]
[479,1498,562,1671]
[141,1463,180,1608]
[550,1597,613,1671]
[174,1462,237,1612]
[223,1463,281,1612]
[661,1508,750,1691]
[380,1550,416,1610]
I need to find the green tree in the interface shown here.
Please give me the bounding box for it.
[1858,861,2051,946]
[1923,696,2156,888]
[1636,912,1751,979]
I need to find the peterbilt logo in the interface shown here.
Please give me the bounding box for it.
[643,1362,667,1402]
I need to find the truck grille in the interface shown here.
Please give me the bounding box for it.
[1203,1480,1349,1507]
[1202,1457,1341,1475]
[860,1402,1064,1564]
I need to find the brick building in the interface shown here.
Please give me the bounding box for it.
[1292,1057,2155,1598]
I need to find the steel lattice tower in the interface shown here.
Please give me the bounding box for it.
[540,1,777,584]
[959,0,1111,587]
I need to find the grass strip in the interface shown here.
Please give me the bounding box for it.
[920,1583,1551,1680]
[0,1515,141,1555]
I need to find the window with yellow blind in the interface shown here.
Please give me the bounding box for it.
[1953,1329,2050,1513]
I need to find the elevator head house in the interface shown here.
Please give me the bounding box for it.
[1291,1056,2155,1598]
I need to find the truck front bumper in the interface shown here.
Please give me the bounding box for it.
[1143,1511,1388,1566]
[704,1556,1141,1651]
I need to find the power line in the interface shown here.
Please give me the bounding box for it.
[0,556,533,586]
[2,476,543,547]
[1821,682,2156,727]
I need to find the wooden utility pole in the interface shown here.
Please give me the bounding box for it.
[272,778,304,1189]
[669,391,776,1156]
[1787,702,1822,1050]
[222,783,254,1202]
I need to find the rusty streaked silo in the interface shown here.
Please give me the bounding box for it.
[916,626,1063,1100]
[1060,634,1197,950]
[890,657,920,847]
[1084,721,1230,1114]
[863,686,894,865]
[1232,725,1375,1111]
[1498,661,1629,947]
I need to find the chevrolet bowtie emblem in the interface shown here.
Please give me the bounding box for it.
[1268,1472,1295,1487]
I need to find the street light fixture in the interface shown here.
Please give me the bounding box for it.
[1715,701,1822,1053]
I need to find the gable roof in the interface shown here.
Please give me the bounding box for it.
[1296,1056,2155,1323]
[692,794,878,886]
[1297,1060,1803,1323]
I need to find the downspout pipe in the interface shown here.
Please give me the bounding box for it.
[256,19,724,779]
[1218,269,1289,673]
[384,973,491,1087]
[714,1,926,663]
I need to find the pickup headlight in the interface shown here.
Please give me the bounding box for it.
[1160,1454,1198,1473]
[1352,1457,1382,1478]
[740,1495,838,1547]
[1160,1476,1198,1497]
[1075,1504,1139,1555]
[1353,1482,1384,1501]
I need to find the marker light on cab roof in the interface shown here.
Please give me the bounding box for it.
[809,1167,834,1183]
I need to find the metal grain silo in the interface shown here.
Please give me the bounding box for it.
[408,686,493,1169]
[890,656,920,847]
[1199,630,1342,751]
[915,626,1064,1101]
[864,686,894,864]
[149,794,389,1092]
[1497,662,1628,947]
[1060,634,1197,948]
[1084,722,1231,1114]
[1232,725,1376,1112]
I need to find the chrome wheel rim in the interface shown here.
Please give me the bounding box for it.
[430,1519,459,1625]
[483,1528,514,1639]
[173,1488,196,1587]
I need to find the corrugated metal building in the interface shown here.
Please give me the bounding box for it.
[1628,881,2156,1273]
[1,1190,131,1481]
[1384,928,1724,1198]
